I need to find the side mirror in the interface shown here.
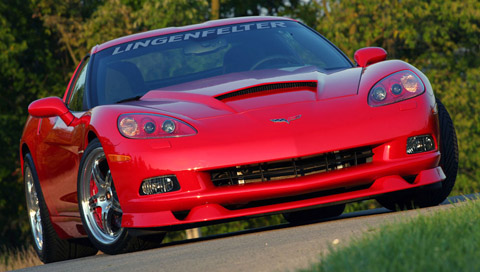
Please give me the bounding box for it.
[354,47,387,67]
[28,97,76,126]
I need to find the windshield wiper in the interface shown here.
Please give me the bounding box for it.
[115,95,142,104]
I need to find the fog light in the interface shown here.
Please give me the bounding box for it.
[406,135,435,154]
[140,175,180,195]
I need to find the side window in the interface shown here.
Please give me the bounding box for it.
[68,58,90,111]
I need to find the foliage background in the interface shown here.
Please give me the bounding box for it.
[1,0,479,250]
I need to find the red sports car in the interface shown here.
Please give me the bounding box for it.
[21,16,458,263]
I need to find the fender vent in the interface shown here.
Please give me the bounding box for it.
[215,81,317,101]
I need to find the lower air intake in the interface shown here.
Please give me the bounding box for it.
[211,146,373,186]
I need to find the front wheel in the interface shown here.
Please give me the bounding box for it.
[78,139,163,254]
[24,153,98,263]
[377,98,459,210]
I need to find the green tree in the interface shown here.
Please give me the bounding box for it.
[0,0,72,249]
[220,0,301,17]
[31,0,101,64]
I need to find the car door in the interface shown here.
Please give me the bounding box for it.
[35,56,91,223]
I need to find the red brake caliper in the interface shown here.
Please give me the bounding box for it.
[90,177,103,230]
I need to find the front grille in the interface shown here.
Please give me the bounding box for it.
[211,146,373,186]
[215,81,317,101]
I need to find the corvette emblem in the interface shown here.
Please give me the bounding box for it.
[270,114,302,124]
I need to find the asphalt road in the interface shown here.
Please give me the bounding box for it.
[18,194,478,272]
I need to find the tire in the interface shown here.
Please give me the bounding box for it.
[78,139,164,254]
[377,98,459,210]
[283,204,346,224]
[24,153,98,263]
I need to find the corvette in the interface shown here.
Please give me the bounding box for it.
[20,16,458,263]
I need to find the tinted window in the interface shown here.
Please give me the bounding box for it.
[68,58,89,111]
[92,21,352,106]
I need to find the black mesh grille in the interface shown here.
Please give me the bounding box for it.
[215,81,317,101]
[211,146,373,187]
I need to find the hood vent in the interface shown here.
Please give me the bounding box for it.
[215,81,317,101]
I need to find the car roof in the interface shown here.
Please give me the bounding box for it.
[92,16,296,54]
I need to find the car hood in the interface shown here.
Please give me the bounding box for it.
[132,66,362,120]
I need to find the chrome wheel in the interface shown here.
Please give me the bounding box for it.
[79,147,123,245]
[25,165,43,251]
[23,153,98,263]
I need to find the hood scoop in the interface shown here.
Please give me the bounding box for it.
[215,81,318,101]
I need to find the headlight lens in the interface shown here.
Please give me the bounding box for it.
[119,117,138,137]
[118,113,197,138]
[368,70,425,107]
[371,86,387,101]
[162,119,176,134]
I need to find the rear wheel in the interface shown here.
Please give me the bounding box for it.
[78,139,164,254]
[283,204,346,224]
[24,153,98,263]
[377,98,458,210]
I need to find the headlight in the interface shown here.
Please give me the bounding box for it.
[118,113,197,139]
[368,70,425,107]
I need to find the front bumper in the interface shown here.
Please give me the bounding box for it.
[122,162,444,229]
[103,93,441,229]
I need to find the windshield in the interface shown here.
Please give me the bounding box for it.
[91,20,352,106]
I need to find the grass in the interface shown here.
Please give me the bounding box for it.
[300,199,480,272]
[0,246,42,272]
